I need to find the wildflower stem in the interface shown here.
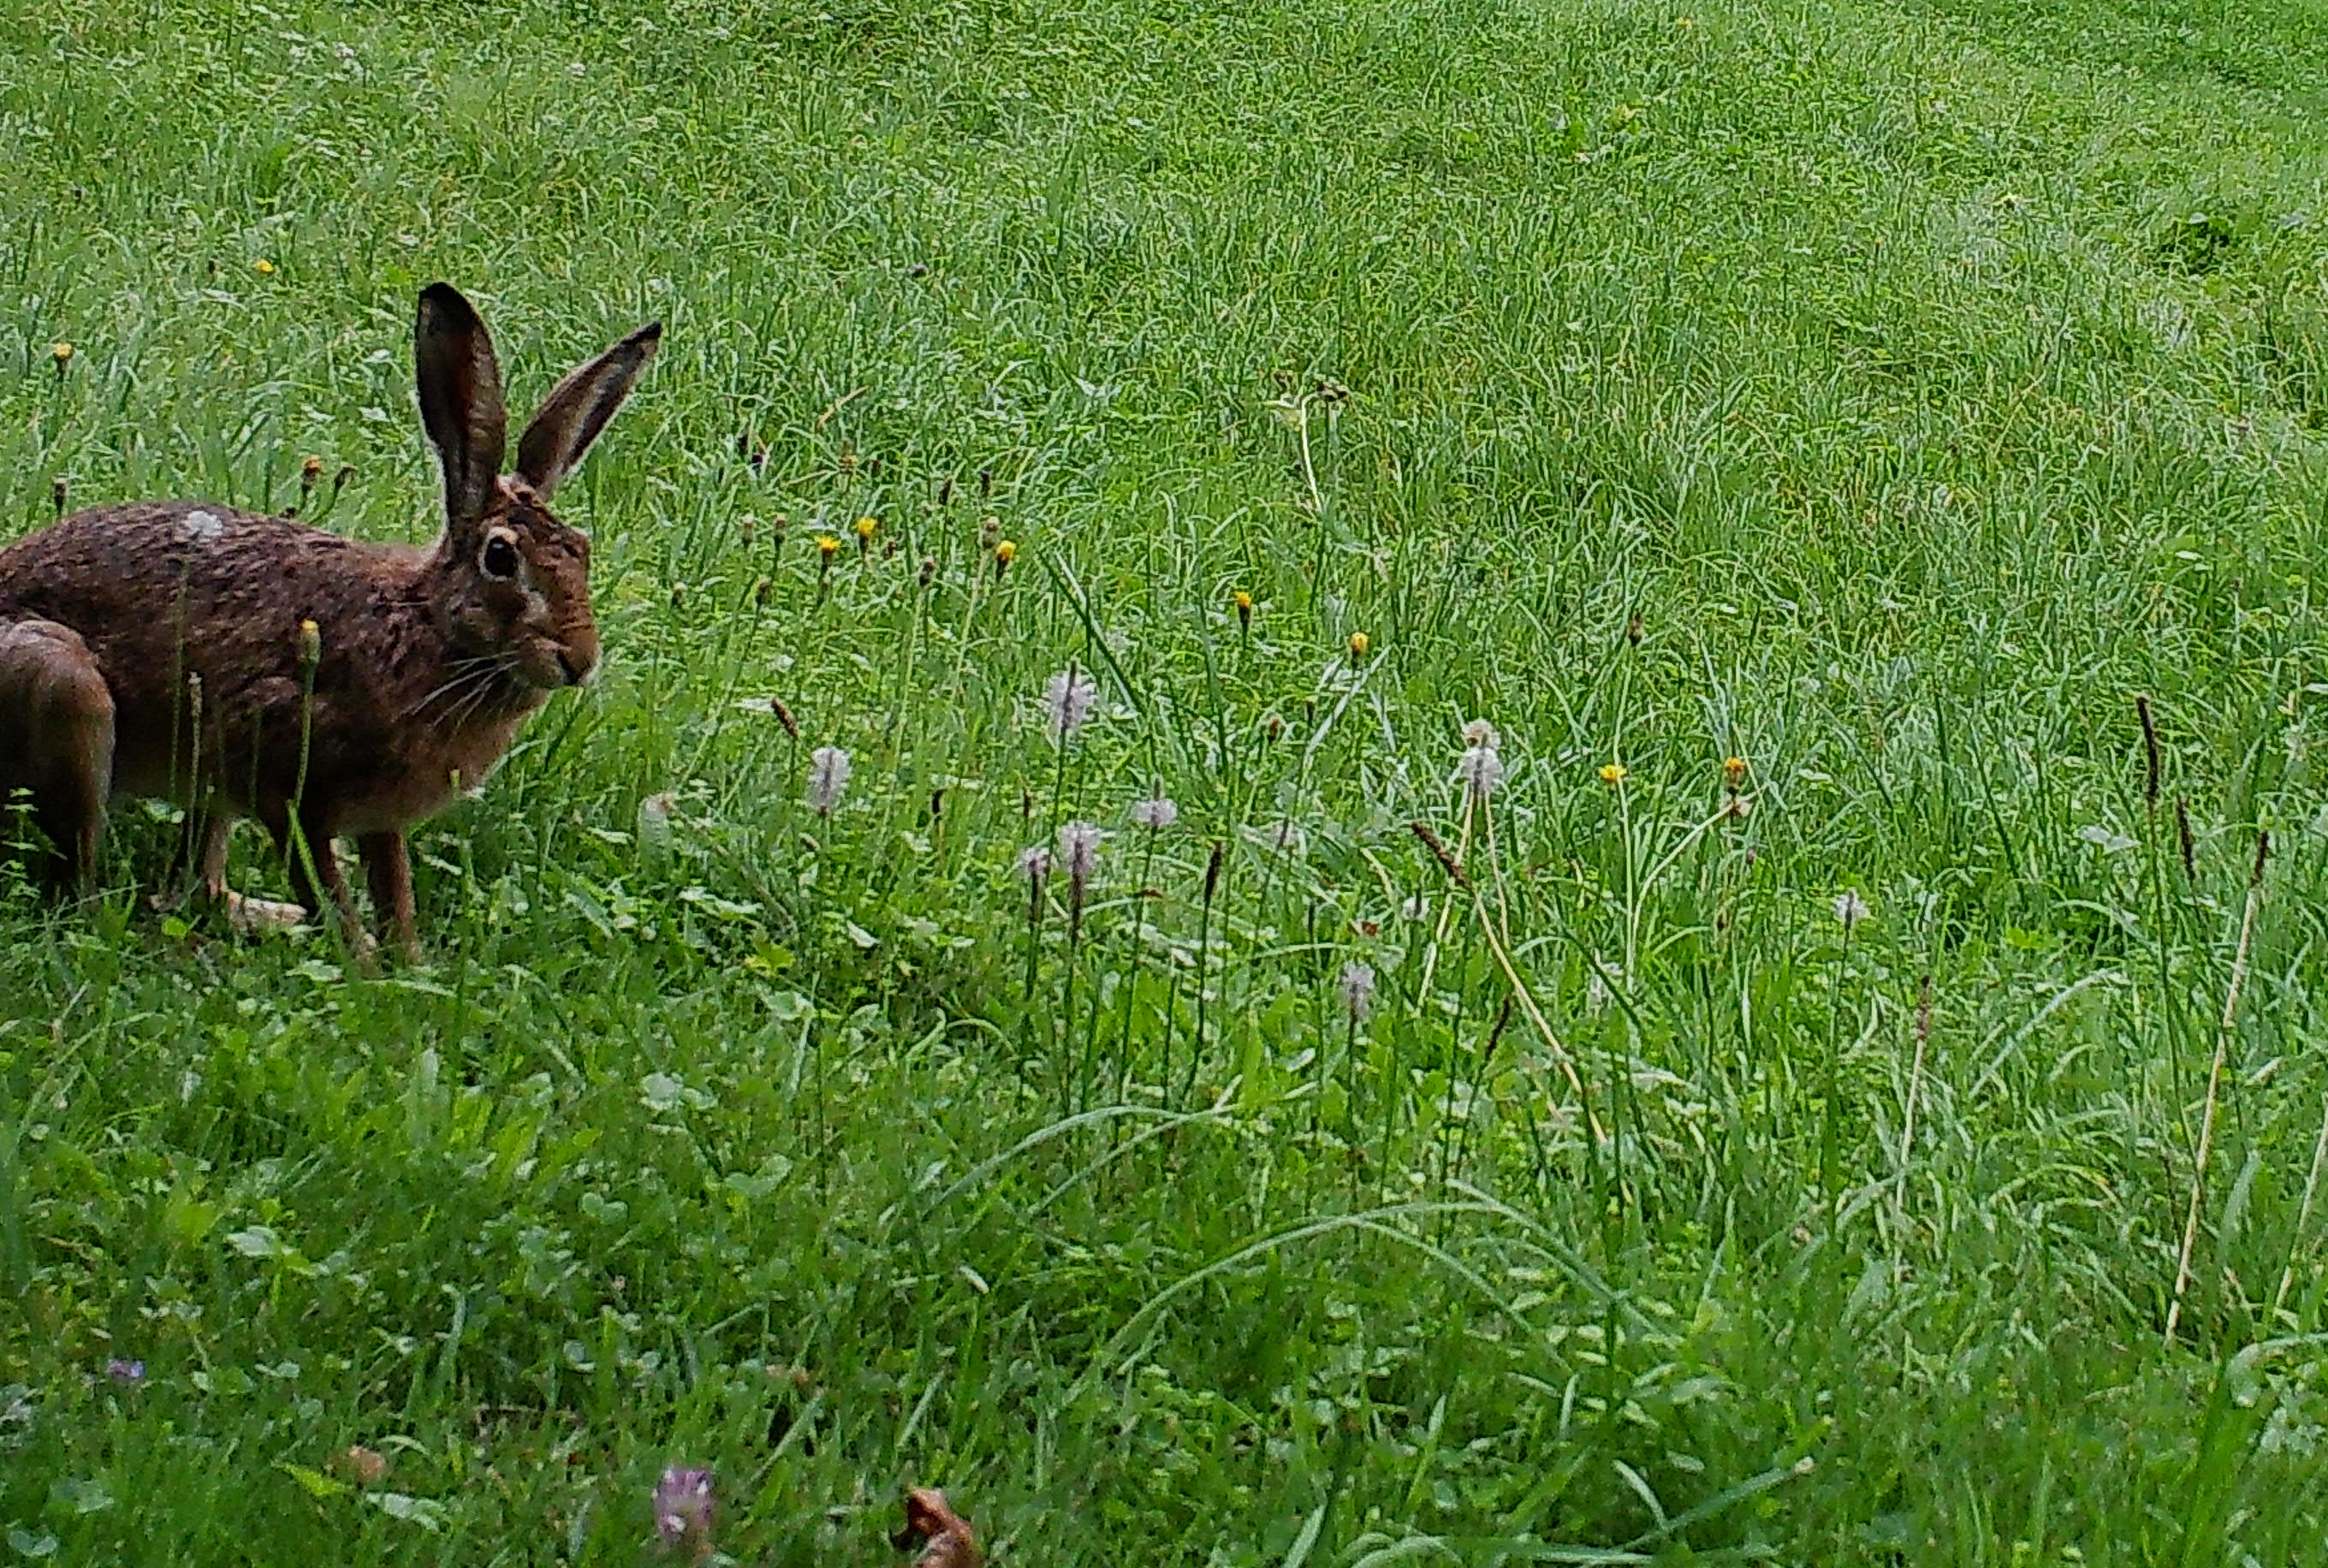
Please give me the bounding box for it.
[2166,829,2267,1346]
[1187,840,1224,1105]
[1409,821,1602,1140]
[1115,829,1158,1103]
[1821,923,1848,1203]
[1065,893,1084,1114]
[2272,1090,2328,1320]
[1023,872,1045,1007]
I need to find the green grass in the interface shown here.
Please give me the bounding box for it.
[8,0,2328,1559]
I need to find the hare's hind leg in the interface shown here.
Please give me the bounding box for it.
[0,620,116,892]
[259,800,371,956]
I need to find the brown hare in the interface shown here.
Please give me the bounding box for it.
[0,283,660,961]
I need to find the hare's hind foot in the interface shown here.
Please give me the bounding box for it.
[150,817,315,940]
[223,890,311,935]
[0,619,116,892]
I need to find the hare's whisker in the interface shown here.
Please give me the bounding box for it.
[440,657,521,733]
[405,658,513,724]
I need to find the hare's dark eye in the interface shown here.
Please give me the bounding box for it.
[481,536,520,579]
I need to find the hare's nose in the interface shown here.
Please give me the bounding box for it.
[557,649,597,686]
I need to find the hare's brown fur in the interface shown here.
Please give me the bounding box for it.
[0,284,659,959]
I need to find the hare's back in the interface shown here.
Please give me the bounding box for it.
[0,500,413,640]
[0,501,422,718]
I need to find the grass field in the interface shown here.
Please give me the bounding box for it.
[8,0,2328,1559]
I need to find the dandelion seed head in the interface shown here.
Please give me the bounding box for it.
[806,745,851,815]
[1833,889,1870,931]
[1058,821,1103,888]
[1129,796,1179,830]
[1455,743,1505,799]
[1018,845,1051,882]
[1045,668,1100,739]
[1462,718,1499,748]
[1340,960,1376,1024]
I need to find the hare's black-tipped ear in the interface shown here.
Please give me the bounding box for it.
[514,320,662,501]
[414,283,508,539]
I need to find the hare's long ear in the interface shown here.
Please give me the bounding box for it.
[514,320,662,501]
[414,283,508,543]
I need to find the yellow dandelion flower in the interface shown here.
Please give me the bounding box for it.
[815,533,840,559]
[853,515,877,543]
[1599,763,1628,786]
[1233,590,1253,629]
[1347,631,1370,659]
[253,258,276,275]
[296,618,322,671]
[994,539,1018,567]
[1722,755,1747,790]
[50,341,73,365]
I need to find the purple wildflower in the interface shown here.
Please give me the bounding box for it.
[653,1465,715,1556]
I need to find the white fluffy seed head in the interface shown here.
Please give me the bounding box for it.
[1454,743,1505,799]
[1045,668,1100,739]
[806,745,851,815]
[1340,960,1377,1024]
[1058,821,1103,887]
